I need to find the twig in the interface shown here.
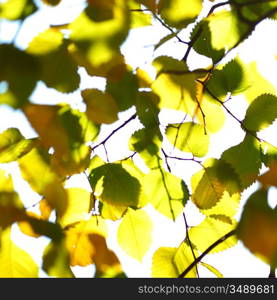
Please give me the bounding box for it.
[178,229,236,278]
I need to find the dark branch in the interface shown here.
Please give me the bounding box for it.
[178,229,236,278]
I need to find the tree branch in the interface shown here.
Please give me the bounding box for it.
[178,229,236,278]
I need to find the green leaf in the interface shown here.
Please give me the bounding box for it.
[129,128,162,169]
[221,135,262,190]
[0,228,39,278]
[82,89,119,124]
[166,122,210,157]
[243,94,277,132]
[89,163,142,207]
[152,247,178,277]
[237,189,277,268]
[243,62,276,103]
[117,208,152,262]
[158,0,202,29]
[0,128,37,163]
[0,44,39,108]
[191,159,241,210]
[206,58,249,101]
[189,215,237,253]
[191,20,224,63]
[106,68,138,111]
[27,30,80,93]
[42,239,74,278]
[143,168,188,220]
[173,241,198,278]
[154,31,180,51]
[151,56,197,115]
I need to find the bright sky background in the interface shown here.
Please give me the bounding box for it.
[0,0,276,278]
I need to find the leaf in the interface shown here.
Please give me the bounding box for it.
[189,215,237,253]
[237,189,277,268]
[41,0,61,5]
[23,104,91,176]
[42,239,74,278]
[242,94,277,132]
[152,247,178,277]
[129,128,162,169]
[243,62,276,102]
[135,91,160,128]
[154,32,179,51]
[130,9,152,28]
[65,216,110,268]
[0,44,39,108]
[81,89,119,124]
[106,68,138,111]
[27,30,80,93]
[258,163,277,187]
[200,262,223,278]
[117,208,152,261]
[191,20,224,63]
[207,9,249,51]
[89,163,142,207]
[99,201,127,221]
[19,148,68,217]
[206,58,249,101]
[59,188,92,228]
[0,128,36,163]
[143,169,188,220]
[173,241,198,278]
[158,0,202,29]
[191,159,241,210]
[166,122,210,157]
[0,0,36,20]
[0,228,39,278]
[151,56,197,115]
[221,135,262,190]
[69,2,130,67]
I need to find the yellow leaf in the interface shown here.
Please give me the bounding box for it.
[59,188,92,228]
[152,247,179,277]
[82,89,119,124]
[0,228,38,277]
[117,208,152,261]
[18,212,43,238]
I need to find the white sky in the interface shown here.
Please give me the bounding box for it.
[0,0,276,278]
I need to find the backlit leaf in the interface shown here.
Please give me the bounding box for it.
[143,169,188,220]
[158,0,202,29]
[258,163,277,187]
[191,159,241,210]
[152,247,178,277]
[0,128,36,163]
[0,0,36,20]
[173,241,198,278]
[117,208,152,261]
[189,215,237,253]
[200,262,223,278]
[166,122,210,157]
[89,163,142,207]
[0,228,39,278]
[151,56,197,115]
[243,94,277,132]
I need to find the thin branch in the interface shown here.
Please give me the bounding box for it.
[183,212,199,278]
[178,229,236,278]
[91,113,137,152]
[207,1,230,17]
[268,267,276,278]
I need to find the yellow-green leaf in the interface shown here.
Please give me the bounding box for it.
[158,0,202,29]
[200,262,223,278]
[189,215,237,253]
[0,228,38,278]
[166,122,210,157]
[117,208,152,261]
